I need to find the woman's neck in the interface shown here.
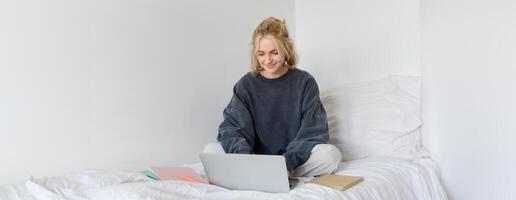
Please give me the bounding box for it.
[260,66,289,79]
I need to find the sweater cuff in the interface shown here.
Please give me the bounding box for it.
[284,154,296,171]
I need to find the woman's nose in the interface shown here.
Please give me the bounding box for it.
[265,55,272,64]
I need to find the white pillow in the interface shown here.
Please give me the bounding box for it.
[321,75,424,161]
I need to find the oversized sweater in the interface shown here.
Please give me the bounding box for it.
[217,68,329,171]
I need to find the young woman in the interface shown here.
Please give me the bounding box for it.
[204,17,341,178]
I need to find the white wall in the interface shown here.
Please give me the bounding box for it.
[295,0,421,90]
[0,0,294,185]
[421,0,516,199]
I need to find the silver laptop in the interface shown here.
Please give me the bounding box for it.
[199,153,291,193]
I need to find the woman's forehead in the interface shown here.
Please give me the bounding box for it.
[257,36,279,52]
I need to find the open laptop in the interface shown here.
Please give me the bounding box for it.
[199,153,293,193]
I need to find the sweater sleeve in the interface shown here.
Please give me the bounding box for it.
[284,78,329,171]
[217,84,255,154]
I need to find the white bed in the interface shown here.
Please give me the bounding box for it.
[0,75,448,200]
[0,157,446,200]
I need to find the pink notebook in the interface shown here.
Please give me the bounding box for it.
[148,166,209,184]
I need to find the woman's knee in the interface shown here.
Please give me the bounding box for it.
[203,142,225,153]
[312,144,342,171]
[292,144,342,177]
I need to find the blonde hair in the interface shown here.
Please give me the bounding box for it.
[250,17,298,75]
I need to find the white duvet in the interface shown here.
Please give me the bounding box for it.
[0,157,447,200]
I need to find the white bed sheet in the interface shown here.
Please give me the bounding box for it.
[0,157,447,200]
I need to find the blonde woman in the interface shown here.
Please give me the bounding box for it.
[204,17,341,178]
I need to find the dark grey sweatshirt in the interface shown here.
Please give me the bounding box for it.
[217,68,329,171]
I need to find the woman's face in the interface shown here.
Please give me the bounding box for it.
[256,36,286,77]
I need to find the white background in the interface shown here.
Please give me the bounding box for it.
[0,0,294,185]
[421,0,516,199]
[2,0,516,199]
[295,0,421,88]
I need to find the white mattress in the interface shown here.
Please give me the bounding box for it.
[0,157,447,200]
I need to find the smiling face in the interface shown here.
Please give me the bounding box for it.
[256,35,287,79]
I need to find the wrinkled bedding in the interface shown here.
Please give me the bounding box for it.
[0,157,447,200]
